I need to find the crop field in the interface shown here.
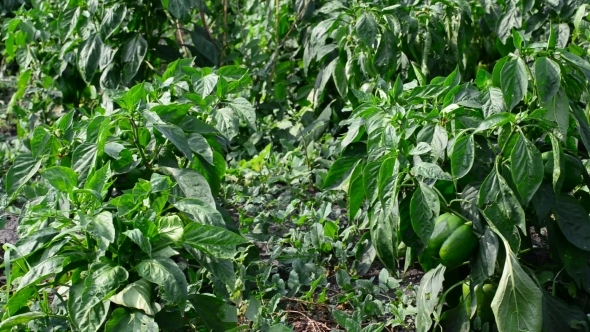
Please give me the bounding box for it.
[0,0,590,331]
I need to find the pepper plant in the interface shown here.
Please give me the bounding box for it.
[324,4,590,331]
[0,59,257,331]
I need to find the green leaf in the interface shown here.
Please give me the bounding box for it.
[534,57,561,104]
[105,308,159,332]
[474,112,514,133]
[323,157,361,190]
[491,240,542,332]
[572,105,590,154]
[553,194,590,251]
[333,60,348,98]
[227,97,256,130]
[89,211,115,253]
[158,215,184,243]
[174,198,225,227]
[189,294,239,332]
[501,57,528,111]
[510,133,543,205]
[16,256,68,291]
[348,162,365,220]
[450,133,474,179]
[363,161,382,205]
[144,111,192,160]
[496,5,522,43]
[542,291,589,332]
[543,87,569,141]
[356,12,378,46]
[101,4,127,39]
[41,166,78,194]
[119,83,147,111]
[85,262,128,299]
[123,229,152,256]
[85,163,111,199]
[165,0,195,21]
[410,182,440,245]
[68,282,111,332]
[72,142,98,185]
[375,30,397,75]
[412,162,452,181]
[78,33,103,83]
[184,223,245,247]
[0,312,47,330]
[122,34,148,84]
[136,257,188,310]
[211,107,239,140]
[5,153,42,200]
[164,168,215,208]
[110,279,158,316]
[416,264,446,332]
[188,133,214,165]
[470,228,499,285]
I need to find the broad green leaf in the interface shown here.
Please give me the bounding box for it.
[163,167,215,208]
[572,105,590,154]
[510,133,543,205]
[5,153,42,200]
[123,229,152,256]
[41,166,78,194]
[211,107,239,140]
[412,162,452,181]
[491,241,542,332]
[85,262,128,299]
[174,198,225,227]
[501,57,528,111]
[553,194,590,251]
[534,57,561,104]
[72,142,98,185]
[144,111,192,160]
[78,33,103,83]
[348,162,365,220]
[184,222,245,246]
[470,228,499,285]
[375,30,397,75]
[165,0,195,21]
[105,308,159,332]
[450,133,474,179]
[333,60,348,98]
[158,215,184,243]
[89,211,115,253]
[101,4,127,39]
[542,291,589,332]
[136,257,188,310]
[370,210,397,272]
[4,287,36,317]
[17,256,68,291]
[30,126,52,158]
[186,247,236,288]
[227,97,256,130]
[68,282,110,332]
[187,133,214,165]
[416,264,446,332]
[410,182,439,244]
[548,134,565,193]
[189,294,239,332]
[15,227,60,256]
[0,312,47,330]
[110,279,157,315]
[323,157,361,190]
[85,163,111,199]
[119,83,147,111]
[356,12,377,46]
[363,161,382,205]
[496,5,521,43]
[121,34,148,84]
[474,112,514,133]
[543,87,569,141]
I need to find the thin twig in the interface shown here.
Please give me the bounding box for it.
[175,20,189,57]
[283,310,331,332]
[200,11,220,52]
